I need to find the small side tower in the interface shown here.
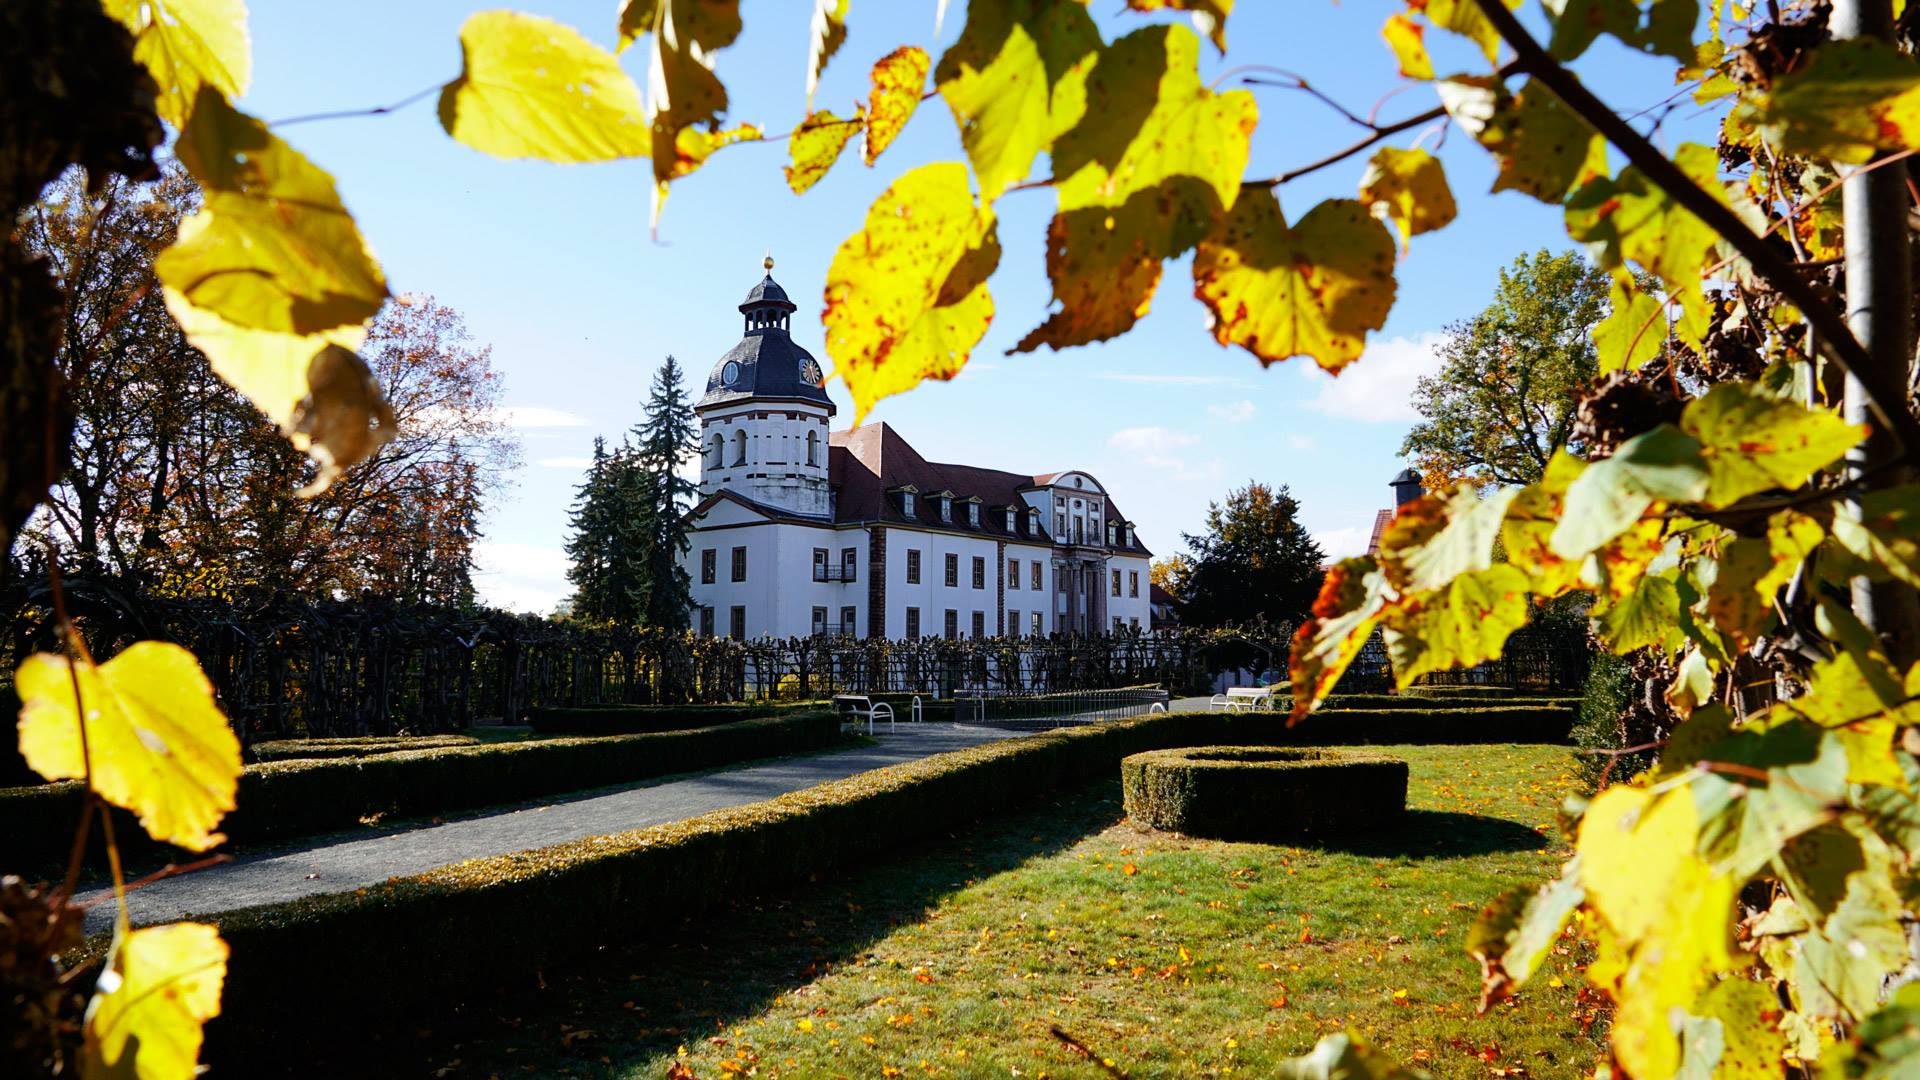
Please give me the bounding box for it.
[1390,467,1424,507]
[695,258,836,518]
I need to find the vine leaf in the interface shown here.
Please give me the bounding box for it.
[1552,424,1705,559]
[1480,81,1607,204]
[1381,14,1433,80]
[787,109,862,194]
[1410,0,1520,66]
[865,46,930,165]
[82,922,228,1079]
[439,11,649,163]
[15,642,242,852]
[823,163,1000,422]
[1541,0,1697,63]
[1124,0,1232,52]
[1565,143,1723,327]
[1288,557,1393,722]
[1764,822,1908,1020]
[101,0,251,129]
[1017,23,1257,352]
[1382,563,1531,685]
[1829,484,1920,588]
[1376,486,1517,594]
[934,0,1101,202]
[1819,983,1920,1077]
[806,0,851,106]
[1191,195,1395,372]
[1468,856,1584,1010]
[1679,978,1787,1080]
[1502,451,1589,597]
[1592,276,1667,374]
[1359,147,1457,252]
[1738,38,1920,165]
[1595,571,1684,654]
[160,89,388,337]
[1679,382,1864,507]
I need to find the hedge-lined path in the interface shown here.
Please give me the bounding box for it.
[81,723,1020,934]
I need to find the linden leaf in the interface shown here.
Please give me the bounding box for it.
[1191,194,1396,372]
[1592,276,1667,374]
[164,289,394,495]
[1702,516,1821,652]
[935,0,1101,202]
[1503,451,1588,598]
[1382,563,1531,686]
[1016,24,1257,352]
[1480,81,1608,204]
[1680,381,1864,507]
[83,922,228,1079]
[1768,822,1908,1020]
[1125,0,1233,53]
[1359,147,1457,251]
[1738,38,1920,164]
[160,89,388,336]
[786,109,862,195]
[616,0,741,54]
[823,163,1000,422]
[806,0,851,105]
[1417,0,1516,65]
[1376,485,1518,594]
[1272,1033,1431,1080]
[865,46,930,166]
[101,0,251,129]
[1552,425,1706,559]
[654,122,761,214]
[439,11,649,163]
[1828,484,1920,588]
[1288,557,1393,721]
[15,642,241,851]
[1382,14,1433,80]
[624,0,744,228]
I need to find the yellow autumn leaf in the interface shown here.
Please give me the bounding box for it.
[651,123,761,213]
[439,11,649,163]
[1738,38,1920,164]
[865,46,930,166]
[629,0,742,228]
[163,287,394,495]
[935,0,1102,202]
[101,0,251,129]
[823,162,1000,422]
[786,109,863,195]
[83,922,228,1080]
[1381,14,1433,80]
[1191,193,1396,372]
[1125,0,1233,52]
[16,642,241,852]
[1359,147,1457,251]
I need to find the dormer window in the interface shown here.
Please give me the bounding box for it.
[1124,524,1134,547]
[939,497,951,523]
[1106,523,1116,546]
[1027,510,1040,538]
[1005,509,1016,532]
[966,502,979,526]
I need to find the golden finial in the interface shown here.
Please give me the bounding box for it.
[763,252,774,272]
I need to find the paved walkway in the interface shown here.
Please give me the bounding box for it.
[83,724,1019,933]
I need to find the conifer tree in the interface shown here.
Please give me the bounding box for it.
[630,355,698,628]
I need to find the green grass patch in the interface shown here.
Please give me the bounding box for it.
[344,743,1596,1080]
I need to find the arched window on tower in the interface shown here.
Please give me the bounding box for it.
[806,428,819,466]
[708,432,724,469]
[733,429,748,466]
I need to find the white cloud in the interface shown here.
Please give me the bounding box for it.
[490,405,590,429]
[536,456,592,469]
[1314,526,1371,559]
[1098,373,1246,386]
[472,541,571,615]
[1300,332,1445,423]
[1208,400,1255,424]
[1287,433,1315,450]
[1109,426,1202,454]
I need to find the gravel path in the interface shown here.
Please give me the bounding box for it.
[82,724,1019,933]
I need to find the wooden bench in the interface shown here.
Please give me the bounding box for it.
[833,694,895,734]
[1209,687,1276,713]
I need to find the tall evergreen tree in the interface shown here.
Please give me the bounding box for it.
[563,437,617,619]
[1177,482,1325,628]
[630,355,699,628]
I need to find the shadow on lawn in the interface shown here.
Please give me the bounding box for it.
[295,780,1131,1078]
[1317,809,1551,859]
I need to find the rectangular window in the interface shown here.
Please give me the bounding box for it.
[1007,558,1020,588]
[906,548,921,584]
[700,549,716,584]
[967,503,979,526]
[811,606,828,635]
[1112,569,1122,596]
[971,556,986,589]
[945,553,959,588]
[729,605,745,640]
[1130,616,1140,631]
[1031,611,1043,636]
[1129,571,1139,598]
[731,546,747,582]
[812,548,828,582]
[1113,616,1124,634]
[906,607,921,639]
[1008,609,1020,636]
[971,611,985,638]
[842,547,858,582]
[840,606,857,636]
[1058,568,1067,594]
[944,609,959,639]
[1031,561,1042,591]
[699,607,714,636]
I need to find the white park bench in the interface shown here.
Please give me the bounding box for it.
[833,694,895,734]
[1209,686,1276,713]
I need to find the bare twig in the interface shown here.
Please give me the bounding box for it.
[1248,105,1446,187]
[271,83,445,128]
[1049,1026,1127,1078]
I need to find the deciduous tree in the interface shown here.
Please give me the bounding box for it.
[1176,483,1324,628]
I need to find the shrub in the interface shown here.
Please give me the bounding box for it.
[1401,685,1532,699]
[249,734,480,762]
[1323,692,1579,711]
[1,712,842,870]
[1572,649,1636,790]
[1122,745,1407,840]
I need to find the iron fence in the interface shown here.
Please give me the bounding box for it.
[951,686,1171,729]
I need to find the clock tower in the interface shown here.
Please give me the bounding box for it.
[695,259,836,518]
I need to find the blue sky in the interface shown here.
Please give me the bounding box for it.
[239,1,1717,613]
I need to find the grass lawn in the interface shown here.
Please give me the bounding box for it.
[372,742,1599,1080]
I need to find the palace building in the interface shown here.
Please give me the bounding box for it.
[681,262,1154,640]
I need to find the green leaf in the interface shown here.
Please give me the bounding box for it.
[1680,382,1864,507]
[1125,0,1233,53]
[1595,571,1683,654]
[1502,451,1588,597]
[806,0,851,105]
[823,163,1000,422]
[864,46,930,166]
[1376,486,1518,594]
[1592,277,1668,375]
[1481,80,1608,204]
[1565,143,1723,306]
[1191,195,1397,373]
[439,11,648,163]
[1359,147,1457,251]
[1541,0,1698,63]
[1739,39,1920,165]
[786,109,862,194]
[934,0,1101,202]
[1820,982,1920,1078]
[1769,822,1908,1021]
[1381,14,1433,80]
[1681,978,1788,1080]
[160,89,388,336]
[1687,718,1849,879]
[1288,557,1393,721]
[102,0,251,129]
[1273,1033,1432,1080]
[1383,563,1531,686]
[1552,425,1706,559]
[82,922,228,1078]
[1467,856,1584,1007]
[1827,485,1920,589]
[1017,23,1258,352]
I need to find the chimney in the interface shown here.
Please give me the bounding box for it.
[1390,467,1423,507]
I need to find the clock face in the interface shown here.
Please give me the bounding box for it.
[722,360,741,386]
[800,358,822,385]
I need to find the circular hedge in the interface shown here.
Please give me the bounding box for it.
[1121,746,1408,841]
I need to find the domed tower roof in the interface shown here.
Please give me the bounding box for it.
[699,257,834,413]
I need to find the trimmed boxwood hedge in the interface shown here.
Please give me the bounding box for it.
[1122,745,1407,840]
[527,702,804,735]
[1288,704,1573,744]
[249,734,480,761]
[1,712,842,870]
[1323,693,1580,711]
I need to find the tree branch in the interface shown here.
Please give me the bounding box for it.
[1468,0,1920,458]
[1246,106,1446,188]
